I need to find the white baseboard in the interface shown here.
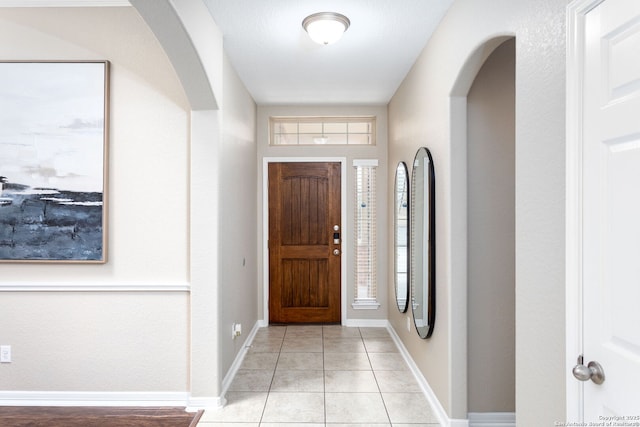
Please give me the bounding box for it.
[220,320,261,397]
[0,390,228,411]
[468,412,516,427]
[0,1,130,7]
[254,318,389,329]
[387,323,460,427]
[0,391,190,407]
[343,318,389,327]
[186,395,225,412]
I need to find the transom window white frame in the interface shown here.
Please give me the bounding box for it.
[270,116,376,146]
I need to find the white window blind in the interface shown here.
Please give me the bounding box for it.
[353,160,379,309]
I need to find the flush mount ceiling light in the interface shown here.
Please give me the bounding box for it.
[302,12,350,45]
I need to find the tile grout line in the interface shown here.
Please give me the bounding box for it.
[258,326,285,426]
[363,327,394,426]
[322,325,326,427]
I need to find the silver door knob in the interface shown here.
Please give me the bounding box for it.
[333,249,340,256]
[572,356,605,385]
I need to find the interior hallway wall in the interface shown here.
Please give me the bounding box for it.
[218,53,258,377]
[467,38,515,414]
[0,7,191,393]
[388,0,568,423]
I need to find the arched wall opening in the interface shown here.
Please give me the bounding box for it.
[448,34,515,419]
[131,0,226,407]
[465,37,515,415]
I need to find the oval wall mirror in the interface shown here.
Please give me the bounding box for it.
[410,147,435,339]
[394,161,410,313]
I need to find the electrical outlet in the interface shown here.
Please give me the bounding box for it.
[232,323,242,339]
[0,345,11,363]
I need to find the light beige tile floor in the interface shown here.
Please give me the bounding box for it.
[197,325,440,427]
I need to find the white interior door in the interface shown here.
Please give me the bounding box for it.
[578,0,640,419]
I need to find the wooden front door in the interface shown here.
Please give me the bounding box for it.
[268,162,341,324]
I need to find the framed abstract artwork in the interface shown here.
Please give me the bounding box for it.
[0,61,109,263]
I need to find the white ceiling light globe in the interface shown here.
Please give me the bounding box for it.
[302,12,350,45]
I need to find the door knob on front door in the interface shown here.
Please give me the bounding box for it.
[333,249,340,256]
[572,356,605,385]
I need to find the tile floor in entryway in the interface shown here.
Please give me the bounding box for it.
[197,324,440,427]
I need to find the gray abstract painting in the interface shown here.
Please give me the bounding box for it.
[0,61,108,262]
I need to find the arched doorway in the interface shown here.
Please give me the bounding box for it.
[466,38,515,418]
[449,35,515,422]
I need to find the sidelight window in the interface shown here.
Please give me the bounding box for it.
[353,159,379,309]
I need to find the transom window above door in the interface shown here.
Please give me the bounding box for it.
[269,116,376,146]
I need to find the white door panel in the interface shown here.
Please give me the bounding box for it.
[581,0,640,419]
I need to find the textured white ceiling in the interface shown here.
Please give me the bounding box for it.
[202,0,454,105]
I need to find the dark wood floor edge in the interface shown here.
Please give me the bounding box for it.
[189,409,204,427]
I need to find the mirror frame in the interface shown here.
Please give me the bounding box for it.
[394,161,410,313]
[410,147,436,339]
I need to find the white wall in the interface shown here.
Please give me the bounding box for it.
[218,53,258,375]
[0,7,191,393]
[388,0,568,423]
[257,105,388,324]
